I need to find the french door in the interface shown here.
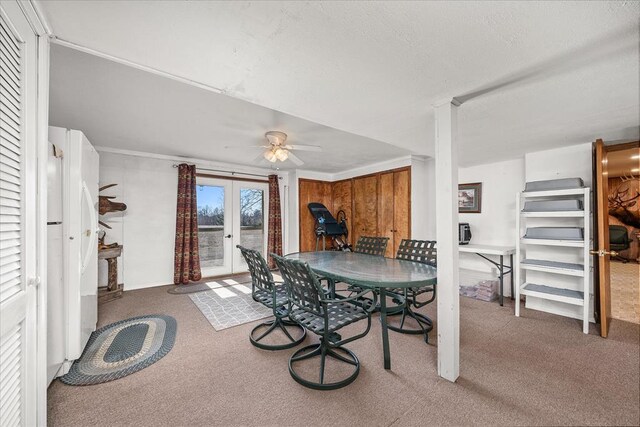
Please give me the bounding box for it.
[196,177,269,277]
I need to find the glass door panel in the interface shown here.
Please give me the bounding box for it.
[233,182,269,272]
[197,178,232,276]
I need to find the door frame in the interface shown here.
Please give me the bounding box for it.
[592,139,640,337]
[196,176,269,277]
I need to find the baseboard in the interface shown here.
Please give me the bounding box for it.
[123,281,174,291]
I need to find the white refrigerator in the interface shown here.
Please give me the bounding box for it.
[47,140,64,384]
[47,127,100,382]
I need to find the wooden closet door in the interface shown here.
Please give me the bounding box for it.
[378,172,395,257]
[352,175,378,246]
[393,168,411,256]
[298,179,332,251]
[332,179,353,245]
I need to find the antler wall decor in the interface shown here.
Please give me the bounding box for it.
[99,183,127,229]
[608,173,640,229]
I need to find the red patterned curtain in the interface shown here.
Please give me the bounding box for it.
[267,174,283,269]
[173,164,202,284]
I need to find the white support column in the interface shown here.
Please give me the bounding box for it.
[434,98,460,382]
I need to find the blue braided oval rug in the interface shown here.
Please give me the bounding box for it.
[61,314,177,386]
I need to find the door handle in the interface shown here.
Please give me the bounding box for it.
[27,276,41,287]
[590,249,619,257]
[224,234,232,238]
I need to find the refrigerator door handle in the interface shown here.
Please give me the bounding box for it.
[80,180,98,274]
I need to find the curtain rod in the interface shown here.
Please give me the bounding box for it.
[172,164,282,180]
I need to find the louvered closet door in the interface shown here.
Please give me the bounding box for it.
[0,3,38,426]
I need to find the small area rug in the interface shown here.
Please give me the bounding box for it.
[60,314,176,386]
[189,280,277,331]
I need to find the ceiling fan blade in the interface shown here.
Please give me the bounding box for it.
[284,144,322,152]
[287,151,304,166]
[224,145,269,149]
[252,152,268,164]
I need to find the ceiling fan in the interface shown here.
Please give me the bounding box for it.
[225,131,321,166]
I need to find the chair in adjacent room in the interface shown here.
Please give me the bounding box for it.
[237,245,306,350]
[609,225,631,263]
[272,254,377,390]
[387,239,437,343]
[353,236,389,257]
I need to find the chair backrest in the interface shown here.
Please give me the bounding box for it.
[354,236,389,257]
[396,239,437,266]
[272,254,324,316]
[236,245,275,294]
[609,225,630,245]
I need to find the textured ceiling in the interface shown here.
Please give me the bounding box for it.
[40,1,640,166]
[48,44,410,172]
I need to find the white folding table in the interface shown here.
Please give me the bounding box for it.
[458,244,515,306]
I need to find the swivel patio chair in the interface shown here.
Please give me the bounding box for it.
[237,245,306,350]
[387,239,437,343]
[354,236,389,257]
[272,254,377,390]
[336,235,390,298]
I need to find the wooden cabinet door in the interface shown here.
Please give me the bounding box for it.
[393,169,411,256]
[378,172,395,257]
[298,179,332,252]
[352,175,378,246]
[332,179,353,245]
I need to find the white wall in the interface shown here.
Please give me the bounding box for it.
[459,158,525,246]
[457,158,526,288]
[98,150,290,290]
[410,157,435,240]
[525,142,593,187]
[98,153,178,290]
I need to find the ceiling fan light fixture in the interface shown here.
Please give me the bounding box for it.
[265,131,288,146]
[275,148,289,161]
[264,149,276,162]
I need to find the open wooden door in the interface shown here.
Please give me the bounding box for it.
[593,139,613,337]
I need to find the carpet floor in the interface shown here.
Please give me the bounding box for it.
[610,261,640,324]
[47,285,640,427]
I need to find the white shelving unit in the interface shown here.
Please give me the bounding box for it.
[514,187,591,334]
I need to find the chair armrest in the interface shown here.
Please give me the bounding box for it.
[321,288,378,313]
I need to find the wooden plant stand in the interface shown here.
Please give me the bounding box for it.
[98,245,124,303]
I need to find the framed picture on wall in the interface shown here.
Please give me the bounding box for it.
[459,182,482,213]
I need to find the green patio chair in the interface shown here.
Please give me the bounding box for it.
[387,239,437,343]
[237,245,306,350]
[273,254,377,390]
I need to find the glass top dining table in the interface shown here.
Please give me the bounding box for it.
[285,251,438,370]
